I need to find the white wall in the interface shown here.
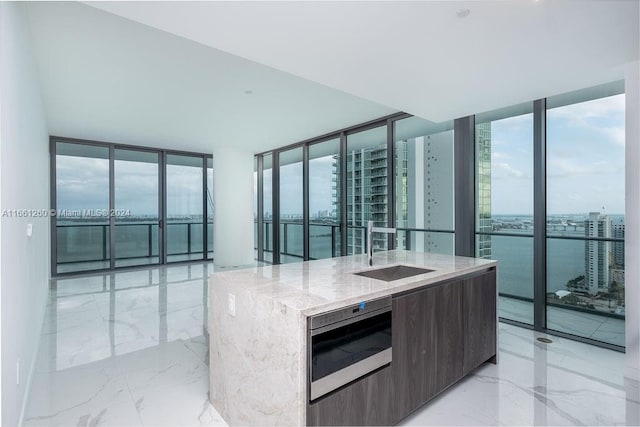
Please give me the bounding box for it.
[625,60,640,381]
[0,3,51,425]
[212,148,255,267]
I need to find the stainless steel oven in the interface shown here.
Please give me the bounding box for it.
[308,296,392,401]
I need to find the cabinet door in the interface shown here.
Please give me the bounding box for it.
[307,366,394,426]
[392,281,463,420]
[463,270,497,374]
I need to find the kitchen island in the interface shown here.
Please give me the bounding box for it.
[209,250,497,426]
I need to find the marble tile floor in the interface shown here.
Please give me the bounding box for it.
[24,262,637,426]
[499,297,625,347]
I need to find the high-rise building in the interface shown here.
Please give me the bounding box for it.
[613,223,625,267]
[334,144,390,254]
[476,122,492,259]
[584,212,612,295]
[396,131,454,253]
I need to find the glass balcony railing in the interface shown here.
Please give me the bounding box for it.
[258,220,341,261]
[56,222,213,271]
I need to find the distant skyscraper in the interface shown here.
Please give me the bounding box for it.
[584,212,612,295]
[476,122,492,259]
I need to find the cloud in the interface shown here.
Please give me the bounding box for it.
[602,127,625,148]
[492,151,510,160]
[488,113,533,133]
[549,94,624,122]
[492,162,529,179]
[547,158,623,178]
[548,94,625,148]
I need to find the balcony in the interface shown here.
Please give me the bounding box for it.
[56,221,213,273]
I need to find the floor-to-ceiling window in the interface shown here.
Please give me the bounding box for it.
[309,138,341,259]
[346,125,389,255]
[394,117,455,255]
[262,154,273,263]
[475,104,535,324]
[545,82,625,347]
[55,142,110,274]
[252,80,625,351]
[279,148,303,263]
[166,154,204,263]
[114,149,160,268]
[51,138,212,275]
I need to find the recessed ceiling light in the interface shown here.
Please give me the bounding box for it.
[456,9,470,18]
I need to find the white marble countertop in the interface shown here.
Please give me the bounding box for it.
[209,250,496,317]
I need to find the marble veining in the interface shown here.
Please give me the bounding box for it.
[208,250,496,426]
[209,280,306,425]
[209,250,497,318]
[23,260,638,427]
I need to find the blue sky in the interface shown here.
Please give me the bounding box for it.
[491,93,625,215]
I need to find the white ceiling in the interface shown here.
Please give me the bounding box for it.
[26,1,639,154]
[88,0,639,123]
[25,2,396,154]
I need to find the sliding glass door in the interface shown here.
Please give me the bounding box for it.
[114,149,160,268]
[52,139,212,275]
[55,142,111,274]
[166,155,204,263]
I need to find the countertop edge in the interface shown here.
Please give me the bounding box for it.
[208,251,498,318]
[297,261,497,317]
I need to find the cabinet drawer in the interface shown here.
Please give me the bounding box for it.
[307,366,393,426]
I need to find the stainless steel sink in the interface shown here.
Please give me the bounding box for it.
[354,265,435,282]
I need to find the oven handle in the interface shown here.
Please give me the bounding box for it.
[309,305,391,337]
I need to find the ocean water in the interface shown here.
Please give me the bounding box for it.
[56,221,213,265]
[275,222,622,298]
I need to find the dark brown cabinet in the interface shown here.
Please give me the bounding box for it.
[392,280,464,422]
[463,269,497,374]
[307,268,497,426]
[307,366,394,426]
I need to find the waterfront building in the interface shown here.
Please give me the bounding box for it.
[613,223,625,267]
[335,144,390,254]
[584,212,612,295]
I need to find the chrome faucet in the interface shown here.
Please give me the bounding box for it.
[367,220,396,266]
